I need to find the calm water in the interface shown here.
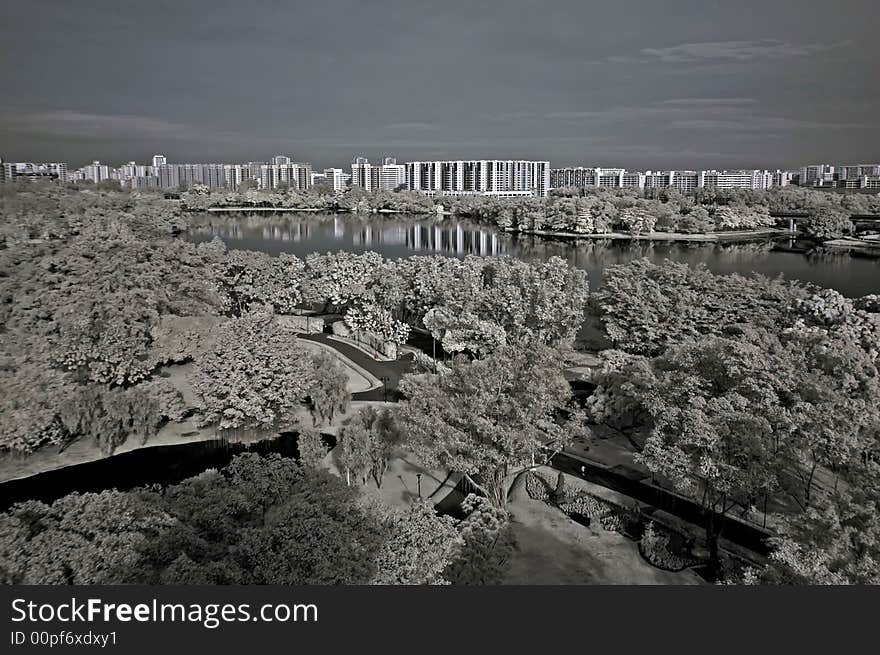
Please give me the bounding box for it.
[187,212,880,297]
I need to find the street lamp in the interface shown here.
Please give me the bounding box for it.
[380,376,389,402]
[416,473,422,498]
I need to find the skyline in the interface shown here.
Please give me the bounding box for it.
[1,0,878,170]
[6,151,878,172]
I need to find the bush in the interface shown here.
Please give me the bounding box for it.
[638,521,695,571]
[525,471,552,501]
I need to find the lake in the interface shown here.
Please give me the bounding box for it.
[187,212,880,297]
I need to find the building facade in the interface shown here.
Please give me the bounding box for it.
[259,162,312,191]
[406,160,550,197]
[3,161,69,183]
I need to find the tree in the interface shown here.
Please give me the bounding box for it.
[213,247,305,315]
[0,492,173,584]
[619,206,657,235]
[397,343,579,507]
[760,471,880,585]
[297,428,329,468]
[367,498,461,585]
[189,309,315,432]
[336,407,402,488]
[344,302,410,346]
[307,351,350,425]
[337,419,373,486]
[303,251,385,310]
[803,206,852,241]
[596,259,808,356]
[444,494,515,584]
[366,407,403,488]
[423,306,507,357]
[58,385,162,455]
[633,336,792,575]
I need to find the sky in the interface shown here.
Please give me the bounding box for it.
[1,0,877,170]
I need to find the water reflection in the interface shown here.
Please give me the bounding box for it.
[186,212,880,297]
[190,214,506,257]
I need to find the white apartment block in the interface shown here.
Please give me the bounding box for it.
[4,162,69,183]
[643,171,700,192]
[800,163,880,188]
[550,167,645,190]
[223,164,252,189]
[378,163,406,190]
[323,168,347,192]
[351,157,408,192]
[82,161,111,184]
[259,163,312,191]
[772,170,796,187]
[552,166,785,191]
[405,160,550,197]
[700,170,775,190]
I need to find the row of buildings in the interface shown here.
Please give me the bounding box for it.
[3,155,879,195]
[351,158,551,197]
[799,164,880,189]
[57,155,324,192]
[549,166,880,192]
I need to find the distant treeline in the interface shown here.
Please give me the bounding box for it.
[180,183,880,240]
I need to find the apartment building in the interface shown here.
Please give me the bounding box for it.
[699,170,775,190]
[3,161,69,183]
[406,160,550,197]
[259,162,312,190]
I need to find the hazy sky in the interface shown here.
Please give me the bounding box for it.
[1,0,877,169]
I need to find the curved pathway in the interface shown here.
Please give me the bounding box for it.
[298,333,415,401]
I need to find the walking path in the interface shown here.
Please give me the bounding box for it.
[298,333,415,401]
[309,335,773,560]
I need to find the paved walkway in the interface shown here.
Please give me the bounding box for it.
[298,333,415,401]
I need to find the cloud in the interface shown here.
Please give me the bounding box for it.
[1,110,228,143]
[495,98,873,136]
[609,39,851,64]
[657,97,757,106]
[669,117,870,131]
[384,122,440,131]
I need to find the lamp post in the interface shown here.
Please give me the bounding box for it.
[380,376,389,402]
[416,473,422,498]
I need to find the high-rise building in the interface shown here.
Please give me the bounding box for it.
[550,167,643,190]
[129,175,160,190]
[379,161,406,190]
[323,168,346,192]
[119,161,150,181]
[351,157,378,191]
[223,164,252,190]
[550,167,596,189]
[156,164,179,189]
[4,162,69,183]
[259,162,312,190]
[272,155,291,166]
[799,164,835,187]
[152,154,167,169]
[642,171,700,192]
[700,170,774,190]
[772,170,796,187]
[80,161,111,184]
[406,160,550,197]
